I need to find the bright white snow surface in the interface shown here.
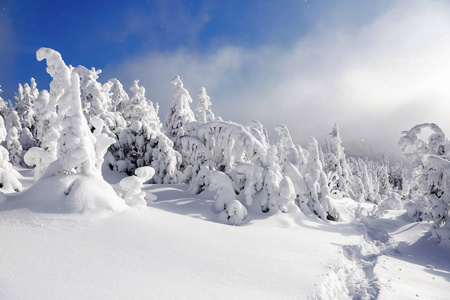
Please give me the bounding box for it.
[1,167,449,299]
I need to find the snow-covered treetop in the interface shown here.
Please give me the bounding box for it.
[306,137,323,173]
[275,125,295,149]
[0,115,7,142]
[169,75,194,109]
[196,87,215,123]
[74,66,112,120]
[399,123,448,159]
[106,78,129,112]
[125,80,160,130]
[36,47,102,175]
[197,87,211,110]
[191,120,266,173]
[164,75,196,148]
[36,47,72,117]
[249,120,269,149]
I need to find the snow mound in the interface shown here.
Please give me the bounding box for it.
[0,174,127,216]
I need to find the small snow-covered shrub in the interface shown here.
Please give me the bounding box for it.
[117,166,155,209]
[226,200,248,225]
[209,170,247,225]
[374,192,403,217]
[278,176,295,213]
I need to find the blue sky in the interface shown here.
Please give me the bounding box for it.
[1,0,450,154]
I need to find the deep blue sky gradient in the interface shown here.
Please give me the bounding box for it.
[1,0,385,101]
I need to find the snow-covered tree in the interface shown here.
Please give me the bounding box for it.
[117,166,155,209]
[304,137,339,221]
[74,66,126,135]
[107,79,169,177]
[150,134,184,184]
[209,170,247,225]
[278,176,296,213]
[0,115,22,192]
[399,123,450,240]
[164,75,196,150]
[104,78,129,113]
[260,145,283,212]
[35,47,114,175]
[24,89,59,180]
[15,78,38,135]
[0,86,9,119]
[196,87,215,123]
[229,163,264,207]
[323,124,354,198]
[275,124,307,175]
[22,47,126,215]
[188,120,266,174]
[248,120,270,150]
[5,109,23,165]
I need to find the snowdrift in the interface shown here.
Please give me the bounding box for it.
[0,173,126,216]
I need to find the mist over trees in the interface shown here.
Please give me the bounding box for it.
[0,48,449,241]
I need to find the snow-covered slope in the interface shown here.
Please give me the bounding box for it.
[1,169,449,299]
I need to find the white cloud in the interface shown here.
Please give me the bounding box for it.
[104,0,450,156]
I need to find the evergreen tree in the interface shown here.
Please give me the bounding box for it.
[196,87,215,123]
[399,123,450,239]
[304,137,339,220]
[164,75,196,150]
[323,124,354,198]
[0,86,9,120]
[5,109,23,165]
[0,115,22,192]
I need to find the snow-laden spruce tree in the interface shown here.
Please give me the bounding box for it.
[304,137,339,220]
[15,79,39,150]
[74,66,126,135]
[260,145,283,212]
[275,124,308,176]
[248,120,270,150]
[347,157,366,202]
[5,108,23,166]
[376,156,391,198]
[164,75,196,150]
[181,119,277,212]
[106,79,180,183]
[0,86,9,120]
[20,47,125,214]
[399,123,450,240]
[277,176,296,213]
[104,78,129,113]
[229,163,264,207]
[181,134,213,191]
[190,120,266,174]
[150,134,184,184]
[323,124,354,199]
[357,158,379,204]
[196,87,215,123]
[24,89,59,179]
[0,114,22,192]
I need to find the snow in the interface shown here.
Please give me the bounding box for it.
[1,169,449,299]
